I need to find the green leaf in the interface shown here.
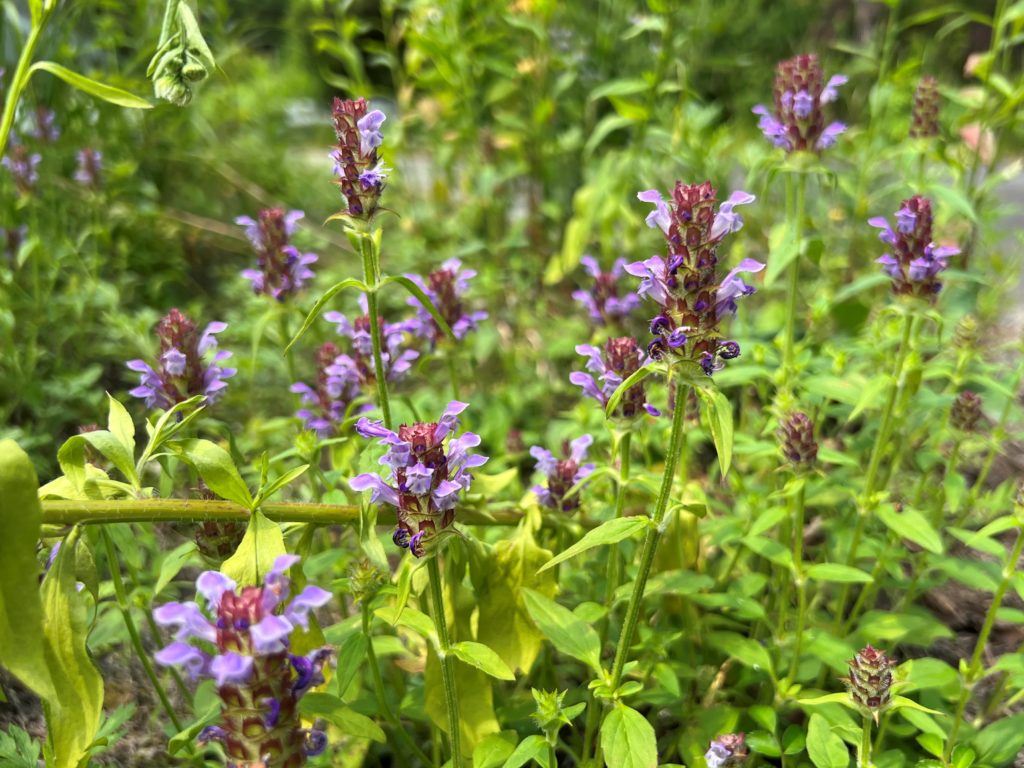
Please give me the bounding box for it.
[299,692,386,743]
[806,563,874,584]
[77,430,137,487]
[0,440,56,700]
[256,464,310,505]
[876,504,943,554]
[889,696,944,715]
[503,735,550,768]
[601,703,657,768]
[707,631,774,674]
[29,61,151,108]
[521,588,601,673]
[382,275,456,342]
[170,439,253,508]
[604,363,656,419]
[538,517,648,573]
[375,604,436,639]
[451,641,516,681]
[287,277,369,352]
[695,383,734,477]
[105,394,136,462]
[806,713,850,768]
[220,509,286,587]
[476,526,556,674]
[473,734,516,768]
[153,542,197,597]
[799,692,856,708]
[334,632,369,698]
[40,531,104,768]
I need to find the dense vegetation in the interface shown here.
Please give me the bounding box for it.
[2,1,1024,767]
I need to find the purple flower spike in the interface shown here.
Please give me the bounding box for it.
[332,98,389,219]
[2,135,41,197]
[870,195,958,301]
[571,337,655,419]
[154,556,332,764]
[753,54,848,153]
[126,309,236,410]
[531,435,595,514]
[405,258,488,345]
[627,181,761,375]
[74,148,103,189]
[572,255,642,326]
[350,403,488,557]
[236,208,317,301]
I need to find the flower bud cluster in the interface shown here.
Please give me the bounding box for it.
[331,98,388,219]
[778,411,818,472]
[570,337,660,419]
[910,76,940,139]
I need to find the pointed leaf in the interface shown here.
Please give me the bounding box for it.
[601,703,657,768]
[29,61,151,108]
[539,517,648,573]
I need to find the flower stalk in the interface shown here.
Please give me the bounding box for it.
[782,172,807,386]
[427,555,463,768]
[357,229,393,430]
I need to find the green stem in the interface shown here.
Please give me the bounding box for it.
[595,381,688,762]
[860,714,873,768]
[786,480,808,683]
[40,499,545,528]
[782,174,807,386]
[0,18,47,158]
[101,530,184,733]
[834,313,914,628]
[945,520,1024,760]
[584,429,632,759]
[362,601,433,766]
[359,232,393,430]
[427,556,463,768]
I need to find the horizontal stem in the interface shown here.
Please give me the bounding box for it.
[40,499,570,529]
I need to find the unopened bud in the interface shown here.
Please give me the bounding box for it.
[950,390,982,432]
[778,411,818,471]
[843,645,895,719]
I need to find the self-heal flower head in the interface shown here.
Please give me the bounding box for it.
[778,411,818,472]
[126,308,236,410]
[154,555,331,765]
[2,135,41,197]
[236,208,318,302]
[290,342,350,438]
[73,148,103,189]
[350,401,488,557]
[869,195,959,301]
[406,258,489,345]
[950,390,983,433]
[572,256,642,326]
[30,107,59,144]
[530,435,595,514]
[705,734,749,768]
[570,337,660,419]
[752,54,847,152]
[331,97,388,220]
[629,182,763,375]
[910,76,940,139]
[841,645,895,722]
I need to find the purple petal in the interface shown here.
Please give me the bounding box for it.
[196,571,236,610]
[209,652,254,686]
[250,614,294,654]
[155,642,207,679]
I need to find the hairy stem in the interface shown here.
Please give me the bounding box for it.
[786,479,808,683]
[595,382,688,761]
[427,556,463,768]
[359,231,393,430]
[782,173,807,386]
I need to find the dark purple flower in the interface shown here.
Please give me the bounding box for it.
[570,337,660,419]
[350,401,488,557]
[30,107,59,144]
[910,76,940,139]
[331,97,389,219]
[126,308,236,409]
[1,224,26,265]
[2,135,41,197]
[530,435,595,514]
[869,195,958,301]
[74,148,103,189]
[752,54,847,152]
[705,734,749,768]
[236,208,317,301]
[628,181,763,375]
[406,258,488,344]
[572,256,642,326]
[155,555,332,765]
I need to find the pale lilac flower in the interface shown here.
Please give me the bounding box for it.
[236,208,317,301]
[572,256,641,326]
[406,258,488,344]
[530,435,595,513]
[752,54,847,152]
